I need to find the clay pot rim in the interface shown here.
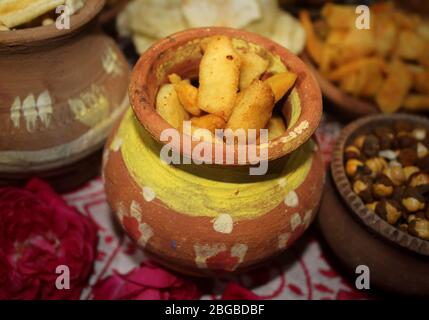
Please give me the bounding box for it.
[331,113,429,256]
[301,52,379,119]
[0,0,105,46]
[129,27,322,166]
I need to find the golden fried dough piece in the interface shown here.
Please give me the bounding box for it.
[191,114,226,133]
[226,80,275,132]
[239,52,269,90]
[156,84,189,129]
[396,30,425,61]
[327,57,386,82]
[299,10,323,65]
[321,3,356,29]
[174,81,201,116]
[376,60,412,113]
[264,72,297,102]
[168,73,182,84]
[198,36,241,120]
[0,0,64,28]
[412,70,429,94]
[374,16,398,57]
[403,94,429,111]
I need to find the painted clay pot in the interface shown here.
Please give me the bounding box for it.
[0,0,129,191]
[319,114,429,296]
[103,27,324,277]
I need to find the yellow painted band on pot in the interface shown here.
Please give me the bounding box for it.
[115,109,313,219]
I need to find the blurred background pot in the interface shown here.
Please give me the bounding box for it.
[103,27,325,277]
[0,0,129,191]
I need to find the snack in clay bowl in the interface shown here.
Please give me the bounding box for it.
[103,27,324,277]
[300,2,429,119]
[0,0,130,191]
[319,114,429,296]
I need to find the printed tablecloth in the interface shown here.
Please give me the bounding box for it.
[63,114,372,300]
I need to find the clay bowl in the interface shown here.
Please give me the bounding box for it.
[104,27,325,277]
[129,27,323,165]
[319,114,429,296]
[0,0,130,191]
[301,53,379,119]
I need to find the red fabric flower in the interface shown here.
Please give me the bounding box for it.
[0,179,98,300]
[91,262,201,300]
[221,282,261,300]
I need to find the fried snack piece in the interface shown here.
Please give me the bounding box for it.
[156,84,189,129]
[264,72,297,103]
[376,60,412,113]
[198,36,241,120]
[339,71,358,95]
[321,3,356,29]
[267,116,286,140]
[413,70,429,94]
[0,0,64,28]
[392,11,420,30]
[319,44,336,74]
[168,73,182,84]
[226,80,275,132]
[174,81,201,116]
[396,30,425,61]
[191,114,226,133]
[403,95,429,111]
[339,63,383,98]
[374,16,398,57]
[327,58,386,82]
[239,52,269,90]
[299,10,323,65]
[336,29,376,64]
[360,65,384,98]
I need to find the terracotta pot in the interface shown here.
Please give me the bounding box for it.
[319,114,429,296]
[103,27,325,277]
[0,0,129,191]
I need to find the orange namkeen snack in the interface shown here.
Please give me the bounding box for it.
[300,2,429,113]
[156,35,297,142]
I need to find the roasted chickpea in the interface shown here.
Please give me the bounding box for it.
[344,145,361,160]
[383,165,405,186]
[417,142,429,159]
[365,157,387,178]
[398,148,418,167]
[353,135,366,149]
[346,159,364,177]
[376,199,402,225]
[409,172,429,188]
[366,202,378,212]
[403,166,420,181]
[402,189,425,212]
[409,219,429,240]
[412,128,426,141]
[363,135,380,157]
[373,176,394,198]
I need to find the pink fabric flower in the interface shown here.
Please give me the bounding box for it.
[0,179,98,300]
[91,262,201,300]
